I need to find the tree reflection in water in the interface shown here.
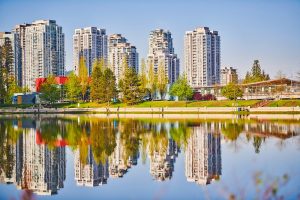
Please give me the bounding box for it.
[0,115,299,199]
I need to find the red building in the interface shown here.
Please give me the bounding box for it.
[36,76,68,92]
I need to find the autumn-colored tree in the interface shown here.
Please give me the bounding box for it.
[40,75,60,104]
[78,57,89,101]
[157,61,168,100]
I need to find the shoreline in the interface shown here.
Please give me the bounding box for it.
[1,106,300,114]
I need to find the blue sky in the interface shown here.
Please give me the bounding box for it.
[0,0,299,78]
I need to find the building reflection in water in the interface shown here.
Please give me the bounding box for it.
[185,124,221,185]
[74,145,109,187]
[108,132,138,178]
[1,116,299,196]
[0,119,66,195]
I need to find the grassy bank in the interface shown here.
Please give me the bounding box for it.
[1,100,299,109]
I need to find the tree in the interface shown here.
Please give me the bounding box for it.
[120,67,143,105]
[148,60,156,100]
[40,75,60,104]
[90,60,104,102]
[139,58,148,97]
[66,71,81,102]
[169,75,193,100]
[157,61,168,100]
[5,77,21,103]
[243,60,270,83]
[102,68,117,105]
[78,57,89,101]
[221,82,243,100]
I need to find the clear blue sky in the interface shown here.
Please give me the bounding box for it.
[1,0,299,79]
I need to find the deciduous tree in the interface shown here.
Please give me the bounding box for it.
[66,71,81,102]
[157,61,168,100]
[221,82,243,100]
[78,57,89,101]
[169,75,193,100]
[40,75,60,104]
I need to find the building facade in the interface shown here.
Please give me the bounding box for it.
[184,27,220,88]
[108,34,138,84]
[147,29,179,84]
[14,20,65,91]
[220,67,238,85]
[73,27,108,76]
[0,32,22,86]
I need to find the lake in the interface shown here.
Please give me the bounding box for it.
[0,114,299,199]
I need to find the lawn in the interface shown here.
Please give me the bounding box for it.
[264,100,300,107]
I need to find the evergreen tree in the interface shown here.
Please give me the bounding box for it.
[169,75,193,100]
[243,60,270,83]
[157,61,168,100]
[120,67,143,105]
[78,57,89,101]
[90,59,104,102]
[66,71,81,102]
[102,68,117,105]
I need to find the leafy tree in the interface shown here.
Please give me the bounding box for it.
[78,57,89,101]
[139,58,148,97]
[40,75,60,104]
[243,60,270,83]
[66,71,81,102]
[5,77,22,103]
[221,82,243,100]
[120,67,143,105]
[169,75,193,100]
[148,60,156,100]
[157,61,168,100]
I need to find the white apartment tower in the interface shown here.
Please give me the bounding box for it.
[73,27,108,76]
[184,27,220,88]
[108,34,139,84]
[21,20,65,91]
[147,29,179,84]
[185,125,221,185]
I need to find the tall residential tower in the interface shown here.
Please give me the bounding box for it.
[73,27,108,76]
[147,29,179,84]
[108,34,138,84]
[184,27,220,88]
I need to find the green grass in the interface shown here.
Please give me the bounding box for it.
[265,100,300,107]
[3,100,299,109]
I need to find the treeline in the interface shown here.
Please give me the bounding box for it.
[41,57,194,105]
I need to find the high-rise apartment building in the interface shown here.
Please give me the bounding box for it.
[185,125,221,185]
[220,67,238,85]
[108,34,138,84]
[13,20,65,91]
[73,27,108,76]
[0,32,21,85]
[184,27,220,88]
[147,29,179,84]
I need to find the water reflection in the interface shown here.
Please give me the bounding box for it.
[0,115,299,198]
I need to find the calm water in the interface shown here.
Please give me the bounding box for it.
[0,114,299,200]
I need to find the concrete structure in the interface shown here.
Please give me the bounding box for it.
[16,20,65,91]
[147,29,179,84]
[220,67,238,85]
[185,125,221,185]
[184,27,220,88]
[0,32,22,86]
[108,34,138,84]
[73,27,107,76]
